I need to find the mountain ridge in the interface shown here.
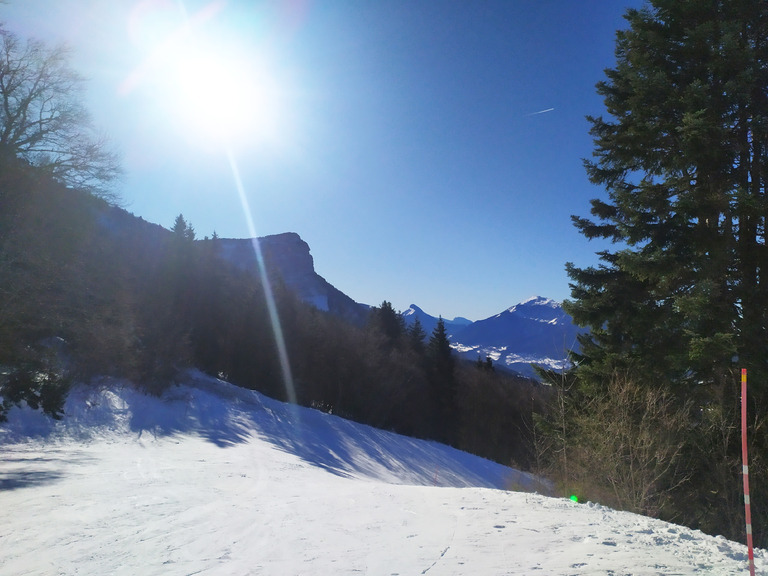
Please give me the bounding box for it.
[403,296,583,378]
[182,229,580,379]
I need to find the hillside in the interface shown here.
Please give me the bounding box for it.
[1,372,762,575]
[0,162,547,477]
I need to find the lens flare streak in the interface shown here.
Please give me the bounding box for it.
[226,147,297,405]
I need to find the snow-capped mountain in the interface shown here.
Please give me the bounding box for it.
[453,296,584,378]
[405,297,584,379]
[401,304,472,337]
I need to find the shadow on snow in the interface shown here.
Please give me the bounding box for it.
[1,371,543,492]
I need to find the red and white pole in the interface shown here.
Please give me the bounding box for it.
[741,368,756,576]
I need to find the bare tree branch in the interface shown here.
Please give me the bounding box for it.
[0,27,120,200]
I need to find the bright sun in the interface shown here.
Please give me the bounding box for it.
[161,42,285,147]
[124,1,290,152]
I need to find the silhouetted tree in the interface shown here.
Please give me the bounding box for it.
[0,27,120,198]
[475,355,494,372]
[407,317,427,354]
[369,300,405,347]
[427,317,457,443]
[171,214,195,242]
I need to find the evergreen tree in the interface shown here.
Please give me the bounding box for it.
[136,214,200,386]
[567,0,768,397]
[427,317,457,443]
[370,300,405,347]
[171,214,195,243]
[407,316,427,354]
[428,318,454,380]
[475,355,494,372]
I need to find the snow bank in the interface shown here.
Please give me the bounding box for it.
[1,371,765,575]
[1,371,533,490]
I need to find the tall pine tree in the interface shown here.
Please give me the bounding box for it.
[407,317,427,354]
[563,0,768,544]
[370,301,405,347]
[567,0,768,400]
[427,317,457,443]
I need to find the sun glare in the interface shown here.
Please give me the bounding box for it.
[164,44,285,147]
[124,2,290,151]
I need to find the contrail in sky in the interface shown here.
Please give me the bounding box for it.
[525,107,555,116]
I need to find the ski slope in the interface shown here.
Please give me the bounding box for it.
[1,372,764,575]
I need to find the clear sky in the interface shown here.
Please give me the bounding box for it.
[2,0,643,321]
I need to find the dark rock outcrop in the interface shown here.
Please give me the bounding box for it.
[217,233,369,325]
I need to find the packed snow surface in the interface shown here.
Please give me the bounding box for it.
[1,372,764,575]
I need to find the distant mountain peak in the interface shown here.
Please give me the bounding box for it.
[501,296,564,322]
[450,296,583,378]
[401,304,472,337]
[402,304,424,317]
[508,296,558,312]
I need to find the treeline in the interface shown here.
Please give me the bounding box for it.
[0,157,548,470]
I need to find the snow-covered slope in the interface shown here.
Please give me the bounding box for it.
[1,372,762,575]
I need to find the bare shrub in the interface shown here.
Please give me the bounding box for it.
[537,372,692,518]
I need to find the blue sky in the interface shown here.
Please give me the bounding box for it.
[3,0,642,321]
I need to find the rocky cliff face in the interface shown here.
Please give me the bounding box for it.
[217,233,369,325]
